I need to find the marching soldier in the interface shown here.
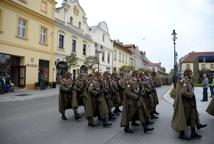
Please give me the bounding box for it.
[121,71,154,133]
[171,69,202,140]
[59,72,81,120]
[86,71,112,127]
[76,73,88,111]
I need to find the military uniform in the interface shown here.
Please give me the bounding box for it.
[59,72,79,120]
[76,74,87,110]
[85,72,112,127]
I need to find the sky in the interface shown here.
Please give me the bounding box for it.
[56,0,214,72]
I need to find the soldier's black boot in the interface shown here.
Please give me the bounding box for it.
[109,113,117,121]
[131,121,140,126]
[103,118,112,127]
[151,113,158,119]
[191,128,202,139]
[124,126,134,133]
[73,109,82,120]
[114,106,122,113]
[113,108,120,116]
[144,120,154,125]
[88,118,95,127]
[179,131,191,140]
[196,123,207,130]
[154,111,159,115]
[62,113,67,120]
[143,124,154,133]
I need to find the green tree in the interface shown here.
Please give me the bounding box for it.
[65,53,77,70]
[120,65,134,73]
[84,56,98,72]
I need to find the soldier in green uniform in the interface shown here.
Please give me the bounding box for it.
[86,71,112,127]
[171,69,202,140]
[206,97,214,116]
[59,72,81,120]
[121,71,154,133]
[76,73,88,111]
[102,71,117,120]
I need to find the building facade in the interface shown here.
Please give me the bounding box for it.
[148,62,165,74]
[112,40,132,73]
[55,0,92,81]
[0,0,56,89]
[89,21,113,73]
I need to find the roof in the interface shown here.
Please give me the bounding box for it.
[123,44,136,49]
[113,41,132,54]
[180,51,214,63]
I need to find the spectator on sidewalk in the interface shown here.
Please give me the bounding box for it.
[209,75,214,98]
[201,74,208,102]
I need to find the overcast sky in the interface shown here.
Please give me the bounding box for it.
[56,0,214,72]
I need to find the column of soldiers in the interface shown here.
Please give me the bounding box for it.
[59,70,160,133]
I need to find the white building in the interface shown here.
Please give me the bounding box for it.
[55,0,92,81]
[89,21,113,73]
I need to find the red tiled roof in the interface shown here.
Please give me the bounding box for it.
[180,51,214,63]
[113,41,132,54]
[123,44,136,49]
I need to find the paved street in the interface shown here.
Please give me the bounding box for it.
[0,86,213,144]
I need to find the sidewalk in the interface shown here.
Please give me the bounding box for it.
[0,86,59,103]
[163,85,212,114]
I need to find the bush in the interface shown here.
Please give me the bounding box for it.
[194,83,202,87]
[170,88,176,99]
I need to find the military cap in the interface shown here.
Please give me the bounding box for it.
[64,72,72,77]
[103,71,110,77]
[183,69,192,75]
[94,71,101,76]
[132,70,138,76]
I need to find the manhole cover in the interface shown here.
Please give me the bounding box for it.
[16,94,31,96]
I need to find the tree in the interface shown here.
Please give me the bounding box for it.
[119,65,134,73]
[84,56,98,71]
[65,53,77,70]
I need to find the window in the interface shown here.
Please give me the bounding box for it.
[122,53,124,63]
[41,1,47,13]
[102,52,105,62]
[119,52,121,62]
[102,33,105,42]
[107,52,110,63]
[78,22,81,29]
[17,18,27,38]
[114,50,117,60]
[58,34,64,48]
[72,39,76,53]
[83,44,86,55]
[40,27,47,44]
[210,64,214,69]
[186,64,190,69]
[201,64,206,69]
[125,55,127,64]
[70,17,73,24]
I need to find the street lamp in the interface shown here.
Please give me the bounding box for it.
[171,29,177,88]
[95,43,104,71]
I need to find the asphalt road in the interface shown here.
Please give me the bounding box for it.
[0,86,213,144]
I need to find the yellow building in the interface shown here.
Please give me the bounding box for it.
[55,0,92,81]
[0,0,56,89]
[112,40,133,73]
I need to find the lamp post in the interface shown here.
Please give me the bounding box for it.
[95,43,104,71]
[171,29,177,88]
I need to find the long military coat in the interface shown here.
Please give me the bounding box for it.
[206,97,214,116]
[85,80,109,119]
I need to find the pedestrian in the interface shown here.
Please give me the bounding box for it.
[208,75,214,98]
[201,74,208,101]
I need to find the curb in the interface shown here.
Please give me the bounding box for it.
[162,85,174,105]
